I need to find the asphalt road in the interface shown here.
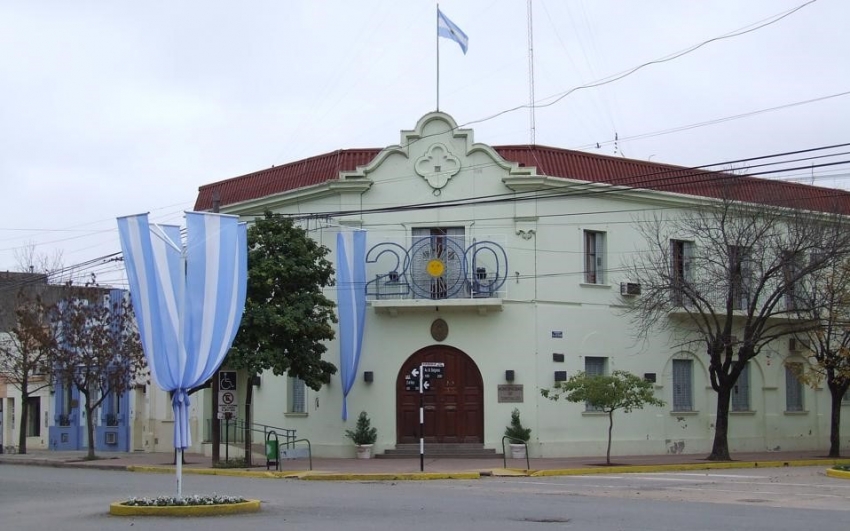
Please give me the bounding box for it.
[0,465,847,530]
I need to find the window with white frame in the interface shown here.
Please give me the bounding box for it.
[731,363,750,411]
[60,385,73,426]
[288,376,306,414]
[670,239,694,305]
[25,397,40,437]
[411,227,465,300]
[781,250,802,310]
[729,245,752,311]
[785,363,805,412]
[584,356,607,411]
[672,359,694,411]
[584,230,606,284]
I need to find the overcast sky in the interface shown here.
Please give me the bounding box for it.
[1,0,848,286]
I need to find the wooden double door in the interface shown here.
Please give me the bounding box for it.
[396,345,483,444]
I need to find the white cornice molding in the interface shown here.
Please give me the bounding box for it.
[219,179,373,216]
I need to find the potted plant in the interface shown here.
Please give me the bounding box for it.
[504,408,532,459]
[345,411,378,459]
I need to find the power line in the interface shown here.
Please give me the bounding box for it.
[5,142,850,296]
[460,0,818,130]
[572,89,850,151]
[280,142,850,221]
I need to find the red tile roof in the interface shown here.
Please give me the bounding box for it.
[194,145,850,214]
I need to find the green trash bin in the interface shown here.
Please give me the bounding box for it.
[266,439,279,467]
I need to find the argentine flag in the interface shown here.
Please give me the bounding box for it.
[438,8,468,54]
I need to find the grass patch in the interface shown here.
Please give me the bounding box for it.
[213,458,250,469]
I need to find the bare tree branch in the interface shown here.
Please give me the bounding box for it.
[50,280,145,460]
[624,186,850,460]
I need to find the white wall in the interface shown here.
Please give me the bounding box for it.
[204,112,850,458]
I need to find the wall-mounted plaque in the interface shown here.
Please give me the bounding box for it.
[551,331,563,338]
[497,384,524,403]
[431,318,449,342]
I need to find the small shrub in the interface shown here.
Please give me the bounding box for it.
[345,411,378,445]
[504,408,531,443]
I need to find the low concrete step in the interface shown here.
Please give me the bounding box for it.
[379,443,503,459]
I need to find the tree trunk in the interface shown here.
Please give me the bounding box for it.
[606,410,614,466]
[828,385,843,458]
[244,376,253,466]
[17,392,29,455]
[708,384,733,461]
[83,393,96,460]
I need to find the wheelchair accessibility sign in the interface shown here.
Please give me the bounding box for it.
[218,371,238,415]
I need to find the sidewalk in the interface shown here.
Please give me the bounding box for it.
[2,448,849,479]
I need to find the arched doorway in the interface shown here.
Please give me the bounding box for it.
[396,345,484,444]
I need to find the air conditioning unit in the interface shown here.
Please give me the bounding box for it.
[620,282,642,296]
[105,431,117,445]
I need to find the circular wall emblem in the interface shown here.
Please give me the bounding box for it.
[431,318,449,342]
[426,259,445,277]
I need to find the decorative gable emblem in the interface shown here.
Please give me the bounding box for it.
[415,143,460,190]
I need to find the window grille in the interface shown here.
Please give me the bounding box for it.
[672,359,693,411]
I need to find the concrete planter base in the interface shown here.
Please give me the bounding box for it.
[510,444,527,459]
[355,444,374,459]
[109,499,261,517]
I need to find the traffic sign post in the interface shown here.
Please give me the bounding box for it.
[217,371,238,459]
[413,362,445,472]
[218,371,238,419]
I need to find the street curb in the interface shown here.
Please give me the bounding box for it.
[8,457,850,480]
[0,458,130,471]
[109,499,261,516]
[299,472,482,481]
[826,467,850,480]
[124,465,482,481]
[530,459,850,477]
[488,468,531,477]
[127,465,287,479]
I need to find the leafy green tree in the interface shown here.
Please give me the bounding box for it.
[230,211,338,389]
[541,370,663,465]
[227,212,338,461]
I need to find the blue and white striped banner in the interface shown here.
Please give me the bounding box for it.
[117,212,247,449]
[336,230,367,421]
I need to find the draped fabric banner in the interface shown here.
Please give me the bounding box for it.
[336,230,367,421]
[117,212,247,449]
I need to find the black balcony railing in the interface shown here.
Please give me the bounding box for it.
[365,236,509,301]
[672,282,751,311]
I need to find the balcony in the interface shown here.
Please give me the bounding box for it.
[671,282,748,312]
[365,235,508,315]
[671,281,802,316]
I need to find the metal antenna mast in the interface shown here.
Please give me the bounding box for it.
[527,0,536,145]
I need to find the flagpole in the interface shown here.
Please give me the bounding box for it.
[436,3,440,111]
